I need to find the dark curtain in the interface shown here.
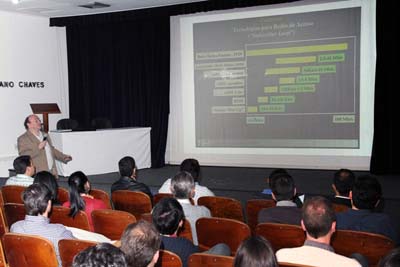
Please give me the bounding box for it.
[66,17,170,167]
[370,0,399,174]
[50,0,300,168]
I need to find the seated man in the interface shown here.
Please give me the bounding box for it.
[330,168,355,207]
[336,175,398,244]
[5,155,35,186]
[258,173,301,225]
[276,196,362,267]
[120,220,161,267]
[111,156,153,201]
[10,183,75,266]
[73,243,127,267]
[170,171,211,245]
[158,158,214,204]
[152,197,230,267]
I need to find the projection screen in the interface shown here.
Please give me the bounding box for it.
[168,0,376,170]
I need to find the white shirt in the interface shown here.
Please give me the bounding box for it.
[158,178,215,204]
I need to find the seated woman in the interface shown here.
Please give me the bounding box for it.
[62,171,107,230]
[234,236,278,267]
[34,171,61,205]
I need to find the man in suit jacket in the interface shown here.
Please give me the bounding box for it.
[258,173,302,225]
[17,114,72,177]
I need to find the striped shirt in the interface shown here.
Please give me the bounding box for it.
[10,215,75,266]
[5,174,34,187]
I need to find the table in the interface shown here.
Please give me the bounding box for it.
[50,127,151,176]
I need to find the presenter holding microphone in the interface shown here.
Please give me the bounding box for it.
[17,114,72,177]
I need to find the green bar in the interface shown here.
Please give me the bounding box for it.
[259,104,285,112]
[247,106,258,113]
[333,115,355,123]
[247,43,348,56]
[280,84,316,93]
[319,53,345,63]
[264,86,278,93]
[279,77,295,84]
[270,95,296,103]
[246,116,265,124]
[276,56,316,64]
[258,96,269,103]
[265,67,301,75]
[296,75,320,84]
[302,65,336,74]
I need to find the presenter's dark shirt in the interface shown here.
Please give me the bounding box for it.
[111,176,153,202]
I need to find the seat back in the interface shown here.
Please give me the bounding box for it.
[154,193,174,205]
[50,206,91,231]
[246,199,276,233]
[255,223,305,251]
[0,205,9,238]
[331,229,395,267]
[179,219,193,243]
[198,196,244,222]
[91,209,136,240]
[58,239,98,267]
[56,118,79,130]
[1,185,26,204]
[196,217,250,255]
[156,249,183,267]
[188,253,234,267]
[112,190,152,220]
[3,232,58,267]
[332,203,350,213]
[0,239,6,267]
[3,203,26,227]
[90,189,112,209]
[58,187,69,204]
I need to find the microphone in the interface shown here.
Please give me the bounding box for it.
[43,134,48,141]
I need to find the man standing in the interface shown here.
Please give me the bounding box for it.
[5,155,35,186]
[276,196,362,267]
[111,156,153,201]
[18,114,72,176]
[10,183,75,266]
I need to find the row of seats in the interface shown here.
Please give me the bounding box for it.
[0,232,319,267]
[0,186,395,266]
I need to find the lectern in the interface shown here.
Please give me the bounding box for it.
[30,103,61,133]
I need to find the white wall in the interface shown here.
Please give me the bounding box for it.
[0,11,69,177]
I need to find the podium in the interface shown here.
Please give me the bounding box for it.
[30,103,61,133]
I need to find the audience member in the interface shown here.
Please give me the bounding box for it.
[120,220,161,267]
[258,173,301,225]
[158,158,214,204]
[379,248,400,267]
[34,171,60,205]
[63,171,108,230]
[10,183,75,266]
[171,171,211,245]
[234,236,278,267]
[18,114,72,176]
[5,155,35,186]
[276,196,362,267]
[330,168,355,207]
[152,198,230,267]
[336,175,398,243]
[73,242,127,267]
[111,156,153,201]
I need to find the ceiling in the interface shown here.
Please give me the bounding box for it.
[0,0,206,18]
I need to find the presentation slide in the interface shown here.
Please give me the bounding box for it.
[193,8,360,149]
[169,0,376,170]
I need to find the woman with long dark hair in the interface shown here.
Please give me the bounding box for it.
[234,236,278,267]
[62,171,107,230]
